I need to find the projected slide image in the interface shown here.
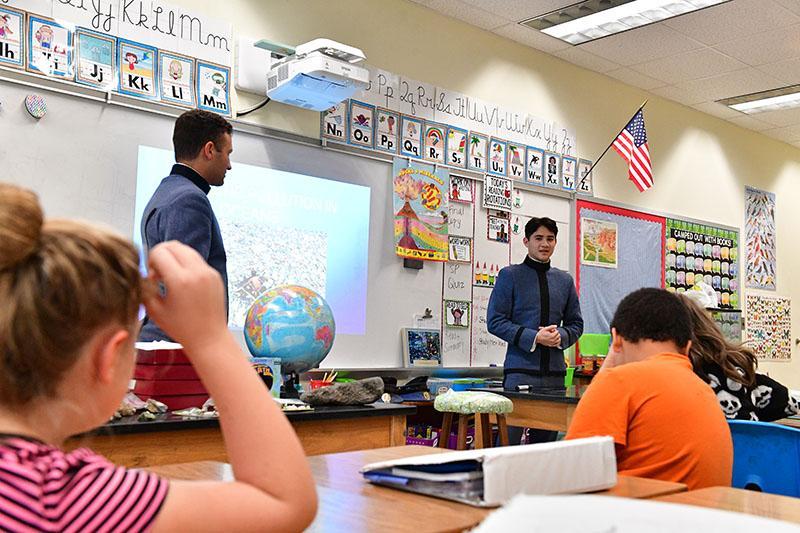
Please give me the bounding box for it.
[227,222,328,329]
[134,146,371,335]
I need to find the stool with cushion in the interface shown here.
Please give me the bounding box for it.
[434,391,514,450]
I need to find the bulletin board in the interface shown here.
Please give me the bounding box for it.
[576,200,665,335]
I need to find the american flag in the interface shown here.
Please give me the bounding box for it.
[612,110,652,192]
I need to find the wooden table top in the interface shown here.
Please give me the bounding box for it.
[148,445,686,533]
[776,417,800,430]
[655,486,800,524]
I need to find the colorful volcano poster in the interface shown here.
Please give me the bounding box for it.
[393,158,449,262]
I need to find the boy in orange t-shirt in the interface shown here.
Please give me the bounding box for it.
[566,288,732,490]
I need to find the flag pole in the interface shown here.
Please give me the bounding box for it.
[584,99,648,176]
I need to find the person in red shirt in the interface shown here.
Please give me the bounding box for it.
[566,288,732,490]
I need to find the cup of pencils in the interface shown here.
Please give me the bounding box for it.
[309,370,337,390]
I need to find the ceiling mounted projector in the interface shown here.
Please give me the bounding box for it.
[258,38,369,112]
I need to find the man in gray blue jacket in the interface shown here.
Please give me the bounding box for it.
[139,110,233,342]
[488,216,583,440]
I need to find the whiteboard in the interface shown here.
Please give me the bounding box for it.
[1,78,572,369]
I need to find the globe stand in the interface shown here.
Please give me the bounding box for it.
[281,371,302,399]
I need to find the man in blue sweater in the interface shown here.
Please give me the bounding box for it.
[487,216,583,441]
[139,110,233,342]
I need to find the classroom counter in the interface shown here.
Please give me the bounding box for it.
[474,386,588,432]
[65,402,415,468]
[479,386,586,404]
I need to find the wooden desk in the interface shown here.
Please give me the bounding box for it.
[478,387,587,432]
[66,403,414,468]
[776,417,800,430]
[149,446,686,533]
[655,487,800,524]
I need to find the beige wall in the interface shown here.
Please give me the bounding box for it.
[178,0,800,386]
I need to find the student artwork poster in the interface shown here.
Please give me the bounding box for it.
[197,61,231,116]
[27,15,72,79]
[74,29,115,90]
[117,39,157,100]
[0,6,24,69]
[444,300,470,328]
[467,132,488,172]
[159,51,195,108]
[393,158,449,262]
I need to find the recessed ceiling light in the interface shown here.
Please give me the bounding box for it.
[718,85,800,114]
[521,0,731,45]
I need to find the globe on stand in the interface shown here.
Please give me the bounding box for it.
[244,285,336,396]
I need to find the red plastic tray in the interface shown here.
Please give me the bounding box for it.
[133,364,200,381]
[133,379,207,396]
[136,348,191,365]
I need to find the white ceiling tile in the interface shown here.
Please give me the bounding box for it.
[713,24,800,67]
[726,115,775,132]
[552,47,620,74]
[459,0,574,22]
[650,85,708,106]
[747,106,800,127]
[605,67,666,90]
[672,69,785,103]
[691,101,741,120]
[580,24,705,67]
[492,23,571,54]
[757,57,800,85]
[665,0,800,46]
[774,0,800,17]
[413,0,511,30]
[762,125,800,142]
[630,48,748,85]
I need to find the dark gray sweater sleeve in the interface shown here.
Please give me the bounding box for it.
[154,193,213,261]
[487,268,538,350]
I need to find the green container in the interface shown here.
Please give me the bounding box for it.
[579,333,611,356]
[564,367,575,387]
